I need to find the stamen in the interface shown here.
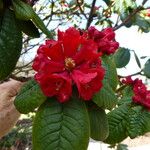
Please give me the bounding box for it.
[65,58,75,71]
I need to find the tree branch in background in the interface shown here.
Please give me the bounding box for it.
[86,0,97,29]
[9,75,32,82]
[76,0,87,19]
[113,6,143,31]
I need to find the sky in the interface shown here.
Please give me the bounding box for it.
[116,26,150,76]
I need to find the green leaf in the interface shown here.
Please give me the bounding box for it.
[143,59,150,78]
[117,144,128,150]
[104,104,129,144]
[93,80,117,110]
[32,13,52,38]
[14,79,46,114]
[12,0,51,38]
[134,14,150,33]
[102,55,118,90]
[16,19,40,38]
[102,0,111,5]
[120,9,132,28]
[12,0,34,20]
[33,97,90,150]
[114,0,137,13]
[118,97,132,106]
[122,86,134,98]
[126,106,150,138]
[114,48,130,68]
[118,86,133,106]
[0,9,22,80]
[133,51,141,68]
[88,103,109,141]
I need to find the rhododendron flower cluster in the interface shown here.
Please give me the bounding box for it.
[88,26,119,55]
[122,76,150,109]
[146,9,150,17]
[33,27,106,102]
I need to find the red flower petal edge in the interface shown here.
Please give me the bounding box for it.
[122,77,150,110]
[33,27,105,102]
[88,26,119,55]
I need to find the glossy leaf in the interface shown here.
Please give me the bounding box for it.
[102,0,111,5]
[0,9,22,80]
[93,80,117,110]
[32,13,52,38]
[17,20,40,38]
[134,15,150,33]
[114,0,137,13]
[120,10,132,28]
[104,104,129,144]
[102,56,118,90]
[14,79,46,114]
[143,59,150,78]
[12,0,51,37]
[88,103,109,141]
[133,51,141,68]
[33,97,90,150]
[12,0,34,20]
[114,48,130,68]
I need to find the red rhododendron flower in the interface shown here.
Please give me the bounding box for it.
[33,27,105,102]
[88,26,119,55]
[146,9,150,17]
[122,77,150,109]
[121,76,134,85]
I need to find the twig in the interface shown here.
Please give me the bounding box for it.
[10,75,32,82]
[113,6,143,31]
[142,0,149,6]
[86,0,97,29]
[118,71,143,78]
[76,0,88,19]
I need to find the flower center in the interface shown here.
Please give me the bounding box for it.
[65,58,75,71]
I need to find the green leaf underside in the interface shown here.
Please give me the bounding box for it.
[122,86,134,98]
[33,97,90,150]
[93,80,117,110]
[118,97,132,106]
[118,86,133,106]
[104,104,129,144]
[0,9,22,80]
[114,48,130,68]
[143,59,150,78]
[133,51,141,68]
[14,79,46,114]
[127,106,150,138]
[102,56,118,90]
[88,104,109,141]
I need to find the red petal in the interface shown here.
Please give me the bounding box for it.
[62,27,81,57]
[32,53,64,73]
[35,73,72,102]
[74,39,99,65]
[44,41,64,62]
[72,68,104,100]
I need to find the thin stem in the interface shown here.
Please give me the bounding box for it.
[86,0,97,29]
[113,6,143,31]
